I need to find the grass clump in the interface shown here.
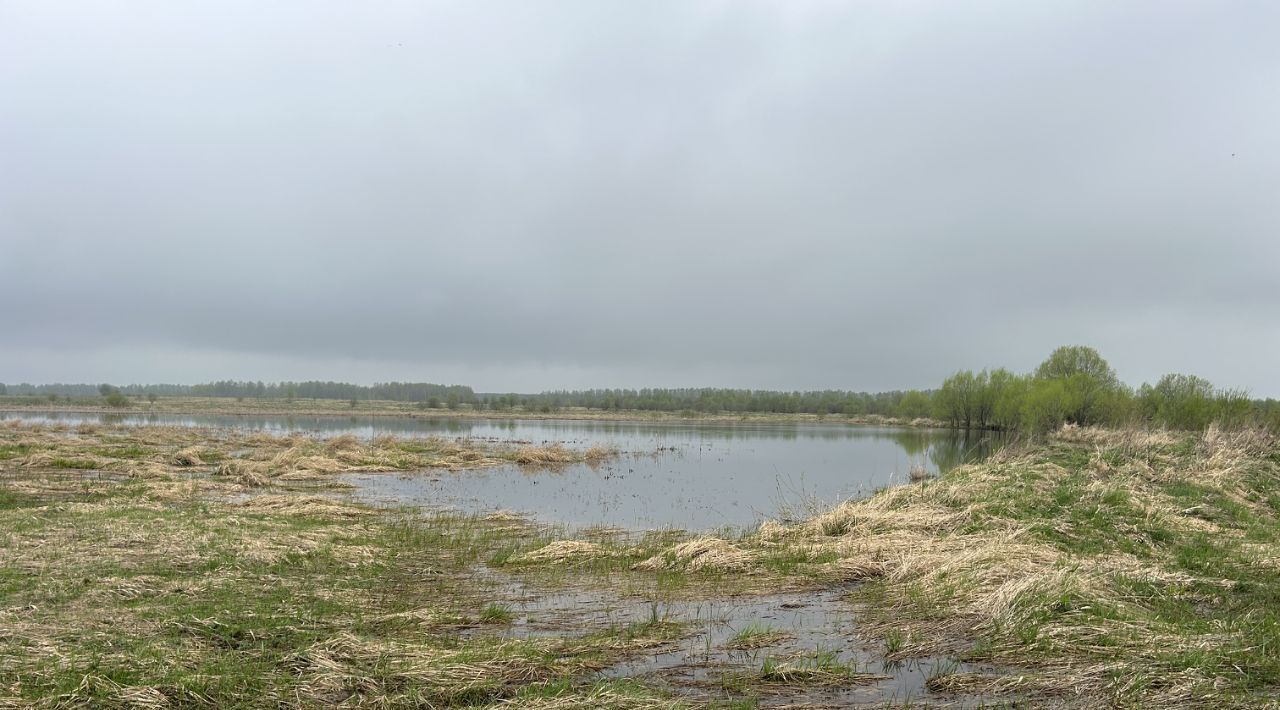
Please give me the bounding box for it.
[724,623,792,650]
[756,651,887,687]
[479,603,515,624]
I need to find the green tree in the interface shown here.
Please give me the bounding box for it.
[1035,345,1118,384]
[1022,379,1076,432]
[1215,389,1252,430]
[104,392,130,408]
[935,370,985,429]
[1033,346,1124,425]
[988,369,1031,431]
[1141,373,1215,430]
[896,390,933,419]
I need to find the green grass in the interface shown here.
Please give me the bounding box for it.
[725,623,790,650]
[0,444,34,460]
[841,430,1280,705]
[0,479,694,707]
[48,456,99,469]
[479,602,515,624]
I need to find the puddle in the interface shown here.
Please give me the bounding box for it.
[479,573,995,706]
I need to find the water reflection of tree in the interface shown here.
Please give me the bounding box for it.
[931,430,1010,472]
[883,430,933,457]
[881,428,1011,472]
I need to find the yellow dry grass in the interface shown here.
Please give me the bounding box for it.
[237,494,371,519]
[0,421,620,497]
[514,540,609,564]
[633,537,754,573]
[512,445,577,465]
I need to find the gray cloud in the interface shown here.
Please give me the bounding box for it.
[2,1,1278,394]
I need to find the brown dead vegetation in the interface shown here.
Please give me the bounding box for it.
[0,421,619,496]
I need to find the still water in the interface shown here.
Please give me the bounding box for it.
[1,412,1006,530]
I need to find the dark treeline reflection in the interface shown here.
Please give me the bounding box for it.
[885,429,1012,473]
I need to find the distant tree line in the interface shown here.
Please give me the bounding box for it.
[0,381,474,404]
[482,346,1280,432]
[3,383,189,397]
[186,380,476,403]
[476,389,915,416]
[4,347,1278,432]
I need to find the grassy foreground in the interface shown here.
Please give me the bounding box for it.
[2,420,1279,707]
[763,425,1280,706]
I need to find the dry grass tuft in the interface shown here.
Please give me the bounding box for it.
[634,537,754,573]
[513,445,576,465]
[908,463,932,482]
[1051,423,1180,450]
[238,494,370,519]
[925,671,1043,695]
[756,520,794,543]
[325,433,361,452]
[515,540,609,564]
[171,447,204,466]
[214,461,268,488]
[487,687,688,709]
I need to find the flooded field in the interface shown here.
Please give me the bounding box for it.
[0,411,1007,530]
[490,574,986,706]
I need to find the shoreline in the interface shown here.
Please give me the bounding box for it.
[0,398,946,429]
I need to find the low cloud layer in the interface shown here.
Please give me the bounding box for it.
[2,1,1278,394]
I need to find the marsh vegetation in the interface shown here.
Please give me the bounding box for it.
[0,413,1001,529]
[3,415,1279,706]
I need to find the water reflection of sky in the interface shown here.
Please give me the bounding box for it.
[1,411,1007,530]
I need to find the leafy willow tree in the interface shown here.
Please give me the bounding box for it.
[933,369,1024,430]
[1138,374,1215,430]
[1031,345,1128,426]
[929,347,1268,433]
[989,369,1031,431]
[896,390,933,419]
[934,370,986,429]
[1138,374,1254,431]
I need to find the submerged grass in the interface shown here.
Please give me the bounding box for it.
[0,420,618,497]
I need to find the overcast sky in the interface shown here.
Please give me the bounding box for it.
[2,1,1278,395]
